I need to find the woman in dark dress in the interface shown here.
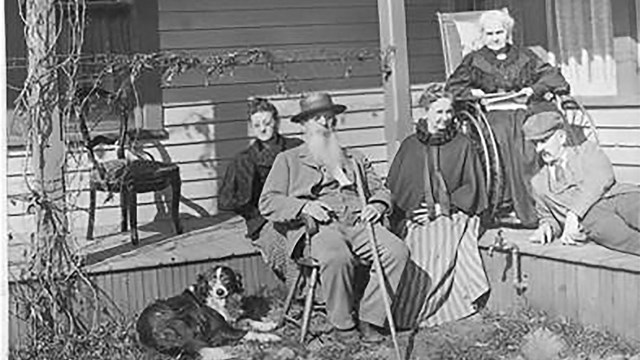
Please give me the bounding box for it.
[388,84,489,329]
[218,98,302,284]
[446,9,570,227]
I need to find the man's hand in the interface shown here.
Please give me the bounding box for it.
[301,201,333,223]
[360,203,386,224]
[529,222,554,244]
[470,89,486,98]
[517,87,534,99]
[411,203,446,226]
[560,211,583,246]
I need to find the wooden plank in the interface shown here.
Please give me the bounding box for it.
[601,146,640,166]
[597,128,640,147]
[609,270,626,336]
[130,270,146,316]
[614,166,640,184]
[481,251,505,312]
[157,266,174,299]
[378,0,412,159]
[140,268,158,306]
[552,260,567,320]
[159,23,380,50]
[630,272,640,340]
[564,264,580,323]
[598,268,615,333]
[159,7,379,31]
[161,112,386,144]
[161,76,381,105]
[543,256,557,317]
[576,266,600,328]
[162,88,387,126]
[159,0,375,12]
[587,107,640,128]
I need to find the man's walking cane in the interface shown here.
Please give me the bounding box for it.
[352,159,402,360]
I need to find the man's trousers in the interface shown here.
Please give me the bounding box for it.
[582,192,640,256]
[309,221,409,330]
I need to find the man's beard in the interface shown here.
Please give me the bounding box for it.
[306,129,344,172]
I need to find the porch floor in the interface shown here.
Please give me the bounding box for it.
[8,215,640,342]
[8,213,254,277]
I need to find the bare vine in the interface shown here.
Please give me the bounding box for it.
[10,0,392,356]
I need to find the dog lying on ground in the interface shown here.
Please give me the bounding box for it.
[136,265,280,360]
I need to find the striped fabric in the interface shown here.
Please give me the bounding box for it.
[392,213,489,329]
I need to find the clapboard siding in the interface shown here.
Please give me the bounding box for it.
[158,7,379,31]
[7,0,390,237]
[586,105,640,184]
[158,0,375,12]
[405,0,453,84]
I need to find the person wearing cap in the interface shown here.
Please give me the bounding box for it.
[219,97,303,285]
[446,9,570,228]
[259,92,409,342]
[524,111,640,256]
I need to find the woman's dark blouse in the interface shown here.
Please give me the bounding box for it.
[386,133,488,234]
[219,135,303,240]
[446,45,570,100]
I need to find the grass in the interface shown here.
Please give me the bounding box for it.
[9,291,640,360]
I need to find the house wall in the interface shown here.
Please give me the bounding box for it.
[6,0,640,239]
[7,0,391,239]
[405,0,453,84]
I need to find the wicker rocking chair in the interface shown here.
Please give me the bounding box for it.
[79,87,183,245]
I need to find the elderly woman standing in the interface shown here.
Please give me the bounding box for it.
[446,9,570,227]
[219,98,302,284]
[387,84,489,329]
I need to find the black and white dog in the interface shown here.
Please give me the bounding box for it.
[136,265,279,360]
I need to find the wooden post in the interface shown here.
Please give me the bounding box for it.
[378,0,412,162]
[25,0,66,243]
[1,0,10,356]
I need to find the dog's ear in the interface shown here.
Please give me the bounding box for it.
[232,271,244,294]
[193,272,211,302]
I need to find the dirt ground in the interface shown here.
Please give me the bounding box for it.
[11,290,639,360]
[229,292,640,360]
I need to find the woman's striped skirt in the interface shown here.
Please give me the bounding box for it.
[392,213,489,329]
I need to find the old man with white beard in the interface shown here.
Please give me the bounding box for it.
[259,93,409,343]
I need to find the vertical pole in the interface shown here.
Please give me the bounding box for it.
[25,0,66,244]
[1,0,10,355]
[377,0,412,164]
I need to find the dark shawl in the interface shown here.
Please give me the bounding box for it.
[386,132,488,235]
[446,45,570,100]
[219,134,303,239]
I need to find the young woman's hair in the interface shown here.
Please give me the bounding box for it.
[417,82,454,110]
[478,9,515,45]
[247,97,279,120]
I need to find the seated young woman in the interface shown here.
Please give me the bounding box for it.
[387,83,490,329]
[218,98,303,285]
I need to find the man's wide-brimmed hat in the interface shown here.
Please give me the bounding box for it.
[291,92,347,123]
[523,111,565,141]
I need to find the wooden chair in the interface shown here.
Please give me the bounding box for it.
[79,87,183,245]
[281,215,325,343]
